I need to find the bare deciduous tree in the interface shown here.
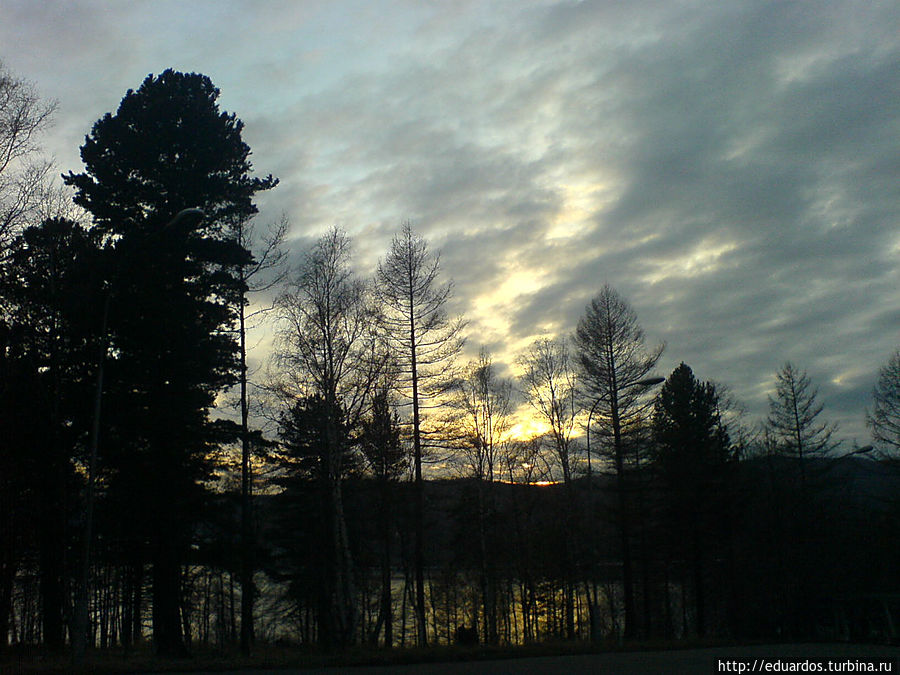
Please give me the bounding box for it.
[448,348,513,644]
[0,62,58,246]
[518,337,579,484]
[517,336,581,638]
[273,227,380,647]
[452,348,514,482]
[374,222,465,646]
[573,283,663,641]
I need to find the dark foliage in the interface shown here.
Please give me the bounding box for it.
[650,363,734,638]
[0,217,104,649]
[61,69,276,656]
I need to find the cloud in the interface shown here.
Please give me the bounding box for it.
[2,0,898,442]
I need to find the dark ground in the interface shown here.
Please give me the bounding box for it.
[148,643,899,675]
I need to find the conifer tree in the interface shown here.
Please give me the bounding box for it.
[764,362,840,636]
[359,388,407,647]
[869,349,900,457]
[766,362,839,483]
[652,363,731,637]
[374,223,465,646]
[63,69,276,656]
[0,217,101,649]
[573,283,663,641]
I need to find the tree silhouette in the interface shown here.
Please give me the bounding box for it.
[359,387,407,647]
[869,349,900,457]
[277,394,356,647]
[766,362,839,483]
[374,223,465,646]
[450,349,514,644]
[63,69,276,656]
[228,213,287,654]
[0,217,102,649]
[272,227,378,647]
[573,284,663,641]
[517,338,579,639]
[652,363,731,637]
[0,61,58,247]
[764,362,839,636]
[518,338,579,484]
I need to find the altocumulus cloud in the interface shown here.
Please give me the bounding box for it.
[1,0,898,442]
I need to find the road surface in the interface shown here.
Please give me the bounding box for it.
[154,643,900,675]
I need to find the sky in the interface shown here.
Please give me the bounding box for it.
[2,0,898,445]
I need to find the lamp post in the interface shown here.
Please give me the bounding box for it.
[584,375,664,643]
[73,208,204,663]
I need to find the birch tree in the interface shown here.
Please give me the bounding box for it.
[273,227,379,647]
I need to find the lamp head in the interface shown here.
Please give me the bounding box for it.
[164,207,205,232]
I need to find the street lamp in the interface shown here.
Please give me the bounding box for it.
[73,208,204,663]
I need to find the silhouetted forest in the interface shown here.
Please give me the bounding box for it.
[2,66,899,660]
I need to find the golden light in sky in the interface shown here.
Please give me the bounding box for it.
[505,417,552,442]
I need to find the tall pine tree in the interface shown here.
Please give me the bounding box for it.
[63,70,276,656]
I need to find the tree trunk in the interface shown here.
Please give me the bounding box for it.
[39,504,64,650]
[381,478,393,648]
[152,528,186,656]
[0,557,15,650]
[132,562,143,645]
[693,525,705,637]
[612,397,637,641]
[238,284,254,655]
